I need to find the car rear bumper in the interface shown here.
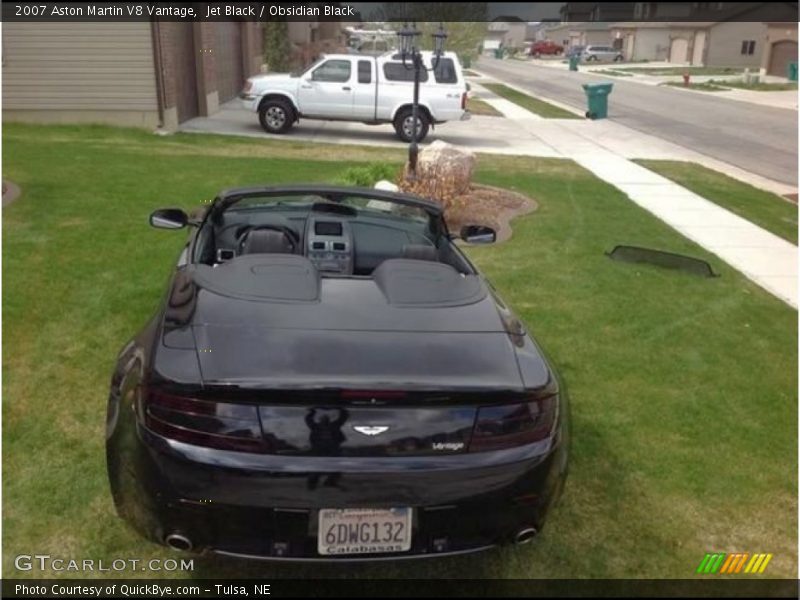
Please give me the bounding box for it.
[111,422,567,561]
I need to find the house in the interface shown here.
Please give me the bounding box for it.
[761,22,798,77]
[544,22,612,49]
[3,22,263,130]
[610,21,770,67]
[485,17,528,51]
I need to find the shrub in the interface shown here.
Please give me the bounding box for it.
[335,163,399,188]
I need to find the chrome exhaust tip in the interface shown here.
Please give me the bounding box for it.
[164,533,193,552]
[514,527,538,545]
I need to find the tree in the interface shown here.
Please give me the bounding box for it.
[418,22,486,62]
[369,4,489,63]
[263,21,291,73]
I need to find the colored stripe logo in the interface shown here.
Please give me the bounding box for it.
[696,553,772,574]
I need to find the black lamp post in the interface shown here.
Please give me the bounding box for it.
[397,22,447,179]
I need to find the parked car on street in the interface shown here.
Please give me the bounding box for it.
[529,41,564,56]
[107,185,570,561]
[240,51,469,142]
[581,45,624,62]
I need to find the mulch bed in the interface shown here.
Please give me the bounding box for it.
[444,183,538,242]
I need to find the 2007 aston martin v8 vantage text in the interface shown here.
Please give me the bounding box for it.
[106,185,569,561]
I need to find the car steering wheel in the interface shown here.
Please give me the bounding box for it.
[236,224,301,255]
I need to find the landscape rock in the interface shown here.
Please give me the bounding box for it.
[415,141,476,195]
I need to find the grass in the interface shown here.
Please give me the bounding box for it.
[592,69,634,77]
[463,69,479,77]
[662,81,729,92]
[635,159,798,244]
[707,79,799,92]
[621,66,744,76]
[3,124,797,580]
[482,83,581,119]
[467,96,503,116]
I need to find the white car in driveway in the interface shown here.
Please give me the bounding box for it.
[240,51,469,142]
[581,45,624,62]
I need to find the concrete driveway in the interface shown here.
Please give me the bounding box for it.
[179,100,561,157]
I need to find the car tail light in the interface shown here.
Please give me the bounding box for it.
[461,91,467,110]
[242,79,253,94]
[142,388,267,453]
[469,397,557,452]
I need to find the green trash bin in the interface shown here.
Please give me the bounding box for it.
[568,55,579,71]
[788,61,798,82]
[582,82,614,119]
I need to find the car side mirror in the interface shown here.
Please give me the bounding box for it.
[150,208,188,230]
[460,224,497,244]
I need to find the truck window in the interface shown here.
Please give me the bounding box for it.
[433,58,457,84]
[311,60,352,83]
[383,62,429,82]
[358,60,372,84]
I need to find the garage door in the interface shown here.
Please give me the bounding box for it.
[173,23,199,122]
[669,38,689,63]
[214,22,244,103]
[768,40,797,76]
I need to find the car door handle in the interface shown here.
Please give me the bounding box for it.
[342,86,351,91]
[301,84,313,89]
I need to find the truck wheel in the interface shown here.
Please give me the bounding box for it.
[394,109,430,143]
[258,99,294,134]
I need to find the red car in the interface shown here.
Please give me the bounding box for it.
[529,41,563,56]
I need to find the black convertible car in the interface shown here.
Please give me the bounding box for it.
[106,185,569,561]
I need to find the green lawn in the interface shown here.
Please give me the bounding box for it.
[467,96,503,116]
[482,83,581,119]
[636,159,798,244]
[708,79,799,92]
[3,124,797,580]
[622,66,745,76]
[662,81,729,92]
[591,69,634,77]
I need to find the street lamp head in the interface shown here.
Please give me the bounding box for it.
[397,21,420,59]
[432,22,448,57]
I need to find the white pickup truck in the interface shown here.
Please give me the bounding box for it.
[240,51,469,142]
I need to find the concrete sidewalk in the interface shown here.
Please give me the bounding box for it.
[470,80,795,197]
[475,82,798,308]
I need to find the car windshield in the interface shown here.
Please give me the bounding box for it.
[227,193,431,225]
[194,192,443,276]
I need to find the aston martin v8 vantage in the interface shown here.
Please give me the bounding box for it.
[106,185,569,561]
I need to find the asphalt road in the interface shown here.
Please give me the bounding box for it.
[477,58,798,186]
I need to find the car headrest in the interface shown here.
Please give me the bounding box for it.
[402,244,437,262]
[240,229,295,255]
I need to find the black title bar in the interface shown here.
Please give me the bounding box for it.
[3,578,800,598]
[2,2,798,22]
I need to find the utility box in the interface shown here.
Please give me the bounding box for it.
[569,55,579,71]
[582,83,613,119]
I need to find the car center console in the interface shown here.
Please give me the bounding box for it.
[306,217,354,275]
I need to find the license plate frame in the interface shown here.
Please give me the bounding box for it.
[317,507,412,556]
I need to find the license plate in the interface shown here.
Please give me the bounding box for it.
[317,508,412,556]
